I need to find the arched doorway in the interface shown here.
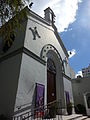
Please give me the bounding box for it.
[47,58,56,104]
[40,44,66,113]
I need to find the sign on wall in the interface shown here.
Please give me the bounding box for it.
[29,27,41,40]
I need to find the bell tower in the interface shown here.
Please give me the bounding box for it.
[44,7,55,25]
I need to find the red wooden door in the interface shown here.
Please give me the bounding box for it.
[47,70,56,104]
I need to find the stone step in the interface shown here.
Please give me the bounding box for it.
[75,116,88,120]
[85,118,90,120]
[62,114,83,120]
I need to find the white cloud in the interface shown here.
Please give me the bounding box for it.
[68,49,76,58]
[31,0,82,32]
[75,71,83,78]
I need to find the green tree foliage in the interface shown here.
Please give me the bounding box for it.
[0,0,30,44]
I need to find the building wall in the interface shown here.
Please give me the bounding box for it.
[72,76,90,106]
[64,64,75,79]
[0,53,22,117]
[24,15,66,63]
[24,14,73,78]
[64,78,74,103]
[82,65,90,77]
[0,20,27,58]
[0,9,75,116]
[15,53,46,111]
[14,50,66,112]
[0,20,27,117]
[14,12,75,114]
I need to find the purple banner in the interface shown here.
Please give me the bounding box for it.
[65,91,70,104]
[35,83,44,118]
[35,83,44,110]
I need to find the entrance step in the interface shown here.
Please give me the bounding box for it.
[84,118,90,120]
[62,114,88,120]
[62,114,82,120]
[75,116,88,120]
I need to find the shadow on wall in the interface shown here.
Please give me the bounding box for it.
[0,114,11,120]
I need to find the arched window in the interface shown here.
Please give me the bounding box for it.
[47,58,56,73]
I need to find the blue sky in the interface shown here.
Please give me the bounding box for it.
[60,0,90,75]
[31,0,90,76]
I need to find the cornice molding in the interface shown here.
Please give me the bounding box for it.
[63,73,72,81]
[0,47,46,65]
[23,47,46,65]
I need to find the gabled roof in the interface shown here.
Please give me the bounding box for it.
[26,7,69,58]
[0,6,69,58]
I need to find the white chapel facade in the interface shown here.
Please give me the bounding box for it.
[0,7,75,117]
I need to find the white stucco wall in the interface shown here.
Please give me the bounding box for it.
[0,53,22,117]
[64,64,75,79]
[15,53,46,111]
[24,15,66,62]
[0,8,76,118]
[14,12,74,113]
[64,77,74,104]
[0,21,27,58]
[23,15,74,79]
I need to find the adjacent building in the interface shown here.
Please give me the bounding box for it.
[72,76,90,115]
[82,64,90,77]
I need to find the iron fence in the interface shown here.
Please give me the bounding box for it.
[13,100,63,120]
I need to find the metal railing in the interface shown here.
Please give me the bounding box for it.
[13,100,63,120]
